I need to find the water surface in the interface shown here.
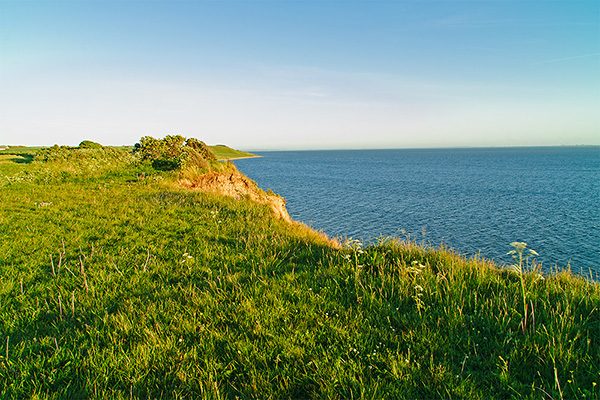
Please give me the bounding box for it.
[235,147,600,275]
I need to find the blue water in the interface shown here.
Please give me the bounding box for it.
[234,147,600,275]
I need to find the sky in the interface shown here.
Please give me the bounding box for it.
[0,0,598,150]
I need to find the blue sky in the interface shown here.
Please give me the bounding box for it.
[1,1,598,150]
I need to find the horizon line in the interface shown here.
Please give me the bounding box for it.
[240,144,600,152]
[2,143,599,152]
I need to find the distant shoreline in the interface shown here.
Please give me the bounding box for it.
[220,155,262,161]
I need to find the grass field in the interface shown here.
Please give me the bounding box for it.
[0,145,598,399]
[208,145,258,160]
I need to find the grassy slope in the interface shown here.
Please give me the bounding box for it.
[209,145,258,160]
[0,148,39,167]
[0,149,598,399]
[1,145,254,162]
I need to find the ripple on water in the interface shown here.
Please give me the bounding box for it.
[235,147,600,275]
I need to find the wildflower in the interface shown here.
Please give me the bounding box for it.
[509,241,527,251]
[180,253,193,264]
[534,273,545,282]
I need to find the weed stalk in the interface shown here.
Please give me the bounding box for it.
[79,255,89,292]
[143,249,150,272]
[58,294,63,319]
[507,242,539,334]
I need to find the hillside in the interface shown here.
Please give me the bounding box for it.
[0,140,598,399]
[209,145,258,160]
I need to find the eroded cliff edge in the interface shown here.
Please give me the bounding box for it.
[178,166,340,248]
[178,168,291,223]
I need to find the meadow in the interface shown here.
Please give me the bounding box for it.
[0,142,598,399]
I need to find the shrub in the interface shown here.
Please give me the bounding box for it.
[134,136,166,162]
[34,145,72,162]
[133,135,216,171]
[151,158,180,171]
[78,140,104,149]
[162,135,187,159]
[180,146,210,170]
[33,144,133,173]
[185,138,216,161]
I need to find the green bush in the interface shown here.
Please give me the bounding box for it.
[78,140,103,149]
[151,158,180,171]
[181,146,210,170]
[185,137,216,161]
[34,145,72,162]
[133,135,216,171]
[31,144,134,178]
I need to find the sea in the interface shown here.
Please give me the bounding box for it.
[234,147,600,276]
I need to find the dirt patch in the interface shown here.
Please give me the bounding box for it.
[178,170,291,223]
[178,168,341,248]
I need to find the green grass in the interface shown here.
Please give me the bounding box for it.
[0,147,598,399]
[0,147,40,168]
[209,145,257,160]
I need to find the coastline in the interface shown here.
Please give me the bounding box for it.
[231,147,600,275]
[219,155,262,161]
[1,145,598,398]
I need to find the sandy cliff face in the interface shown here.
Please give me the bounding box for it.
[178,169,291,223]
[178,167,340,248]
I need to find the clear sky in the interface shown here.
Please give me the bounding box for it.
[1,0,598,150]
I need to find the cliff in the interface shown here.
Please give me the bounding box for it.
[178,168,291,223]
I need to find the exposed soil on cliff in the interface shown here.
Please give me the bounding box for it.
[178,169,291,223]
[178,168,340,248]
